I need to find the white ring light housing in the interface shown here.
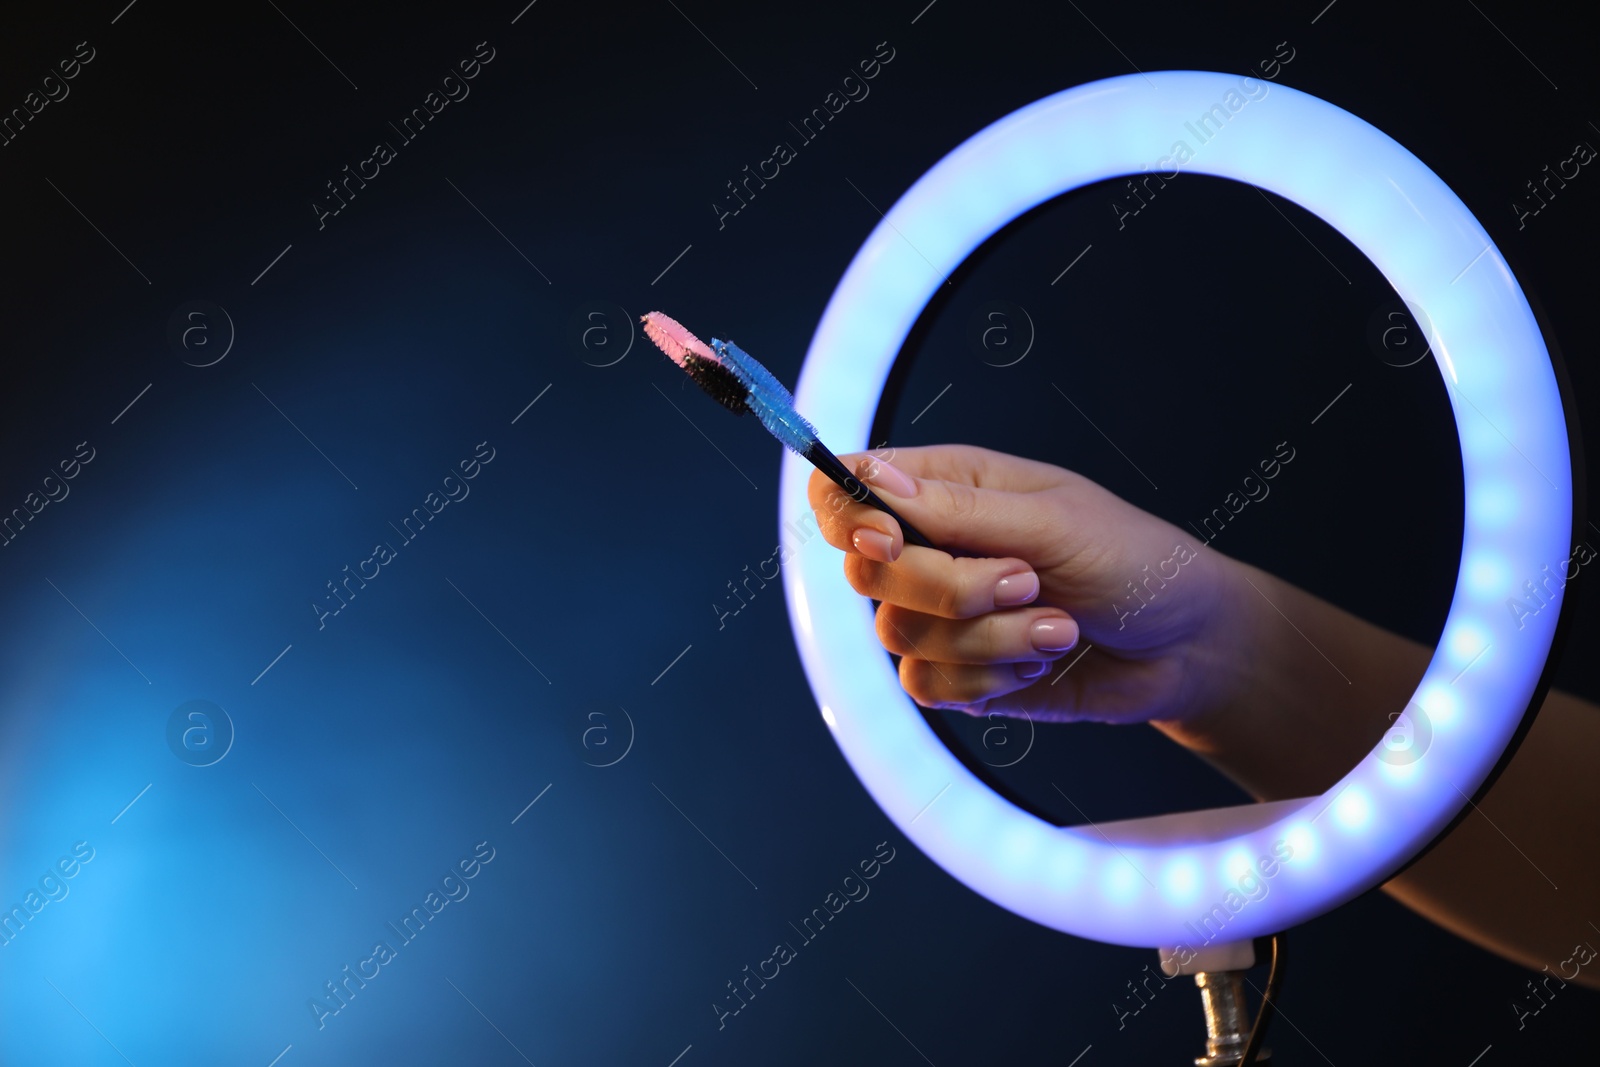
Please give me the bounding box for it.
[780,71,1572,948]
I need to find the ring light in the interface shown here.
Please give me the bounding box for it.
[780,71,1572,948]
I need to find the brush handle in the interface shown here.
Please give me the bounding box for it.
[806,441,937,550]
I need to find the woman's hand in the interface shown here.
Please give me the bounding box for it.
[806,444,1252,727]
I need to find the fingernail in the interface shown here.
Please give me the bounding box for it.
[994,571,1038,607]
[852,527,898,563]
[1016,660,1048,681]
[1030,617,1079,652]
[856,456,918,498]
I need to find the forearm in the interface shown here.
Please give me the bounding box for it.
[1154,558,1600,988]
[1382,687,1600,990]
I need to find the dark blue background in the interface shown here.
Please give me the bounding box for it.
[0,0,1595,1063]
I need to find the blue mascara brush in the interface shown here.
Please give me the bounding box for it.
[643,311,935,550]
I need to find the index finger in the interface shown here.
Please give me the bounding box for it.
[842,443,1070,496]
[807,462,902,556]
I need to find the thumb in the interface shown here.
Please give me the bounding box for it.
[851,453,1065,561]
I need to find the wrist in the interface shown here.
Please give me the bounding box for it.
[1148,553,1288,792]
[1154,554,1433,801]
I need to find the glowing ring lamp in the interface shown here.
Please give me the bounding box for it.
[780,71,1572,948]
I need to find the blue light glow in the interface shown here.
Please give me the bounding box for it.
[780,71,1571,947]
[1464,552,1512,598]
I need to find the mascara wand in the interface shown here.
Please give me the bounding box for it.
[643,311,935,550]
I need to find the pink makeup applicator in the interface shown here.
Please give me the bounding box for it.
[642,310,934,549]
